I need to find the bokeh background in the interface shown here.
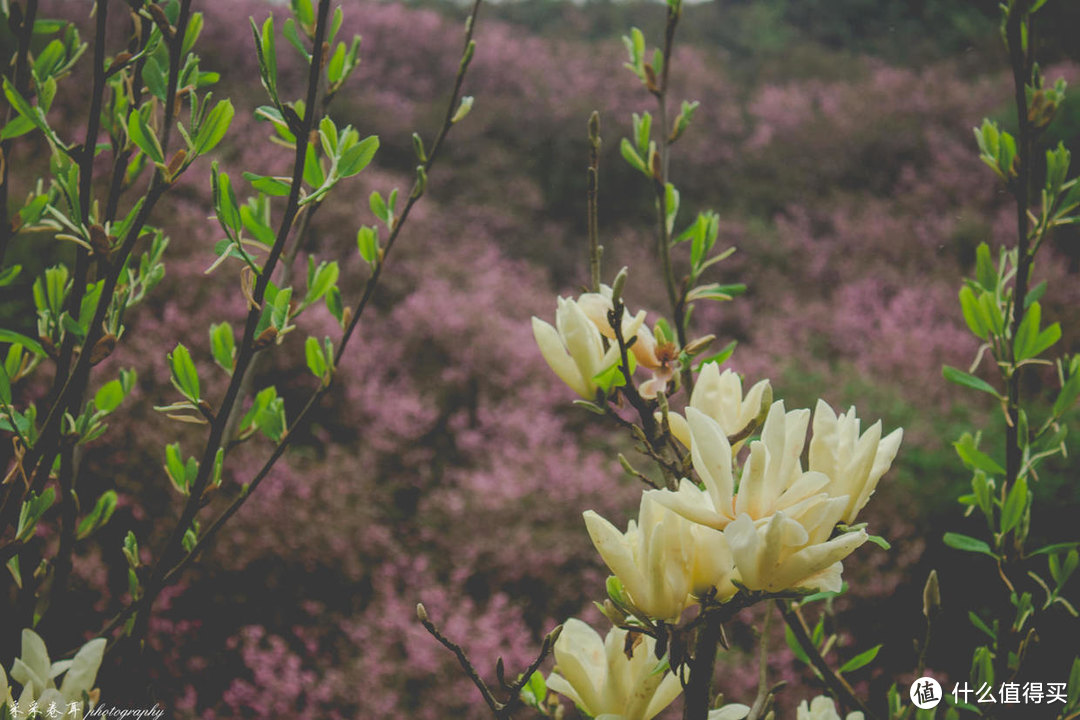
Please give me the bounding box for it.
[4,0,1080,716]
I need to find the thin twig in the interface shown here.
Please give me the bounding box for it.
[746,607,773,720]
[776,600,878,720]
[418,602,561,720]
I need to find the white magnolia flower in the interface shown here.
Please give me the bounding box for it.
[651,404,832,532]
[797,695,865,720]
[532,295,626,399]
[666,364,771,447]
[546,619,682,720]
[10,629,104,714]
[724,503,867,593]
[809,400,903,524]
[585,493,736,622]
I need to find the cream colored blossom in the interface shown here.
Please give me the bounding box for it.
[797,695,865,720]
[724,502,867,593]
[651,404,832,532]
[10,629,104,714]
[666,364,771,448]
[546,618,682,720]
[809,400,903,524]
[532,295,624,399]
[584,492,736,622]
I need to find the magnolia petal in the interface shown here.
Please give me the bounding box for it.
[583,511,648,612]
[59,638,105,701]
[546,672,590,714]
[552,619,606,714]
[666,411,691,448]
[647,483,725,530]
[686,408,735,519]
[532,317,590,398]
[558,298,606,388]
[644,673,685,720]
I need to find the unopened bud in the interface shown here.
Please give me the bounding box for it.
[649,146,662,180]
[644,64,659,93]
[597,598,627,627]
[416,603,428,623]
[588,111,601,145]
[89,224,111,255]
[165,149,187,180]
[146,4,173,39]
[922,569,941,619]
[321,42,330,68]
[89,333,117,365]
[610,266,629,306]
[107,51,133,74]
[683,334,716,357]
[253,326,278,351]
[544,623,563,650]
[411,132,427,162]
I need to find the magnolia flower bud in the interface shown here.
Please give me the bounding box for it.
[416,603,428,623]
[922,569,941,619]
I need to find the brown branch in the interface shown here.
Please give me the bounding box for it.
[418,602,561,719]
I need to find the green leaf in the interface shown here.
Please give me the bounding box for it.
[974,242,996,291]
[209,323,236,372]
[0,363,10,406]
[94,380,126,413]
[0,329,45,358]
[168,344,200,402]
[959,286,987,339]
[305,336,327,379]
[305,261,339,307]
[194,99,234,156]
[968,611,995,640]
[1029,323,1061,359]
[784,624,810,665]
[1000,475,1029,534]
[620,137,647,174]
[243,171,291,197]
[338,136,379,178]
[303,142,324,188]
[943,532,996,558]
[953,433,1005,475]
[76,490,118,540]
[327,41,347,84]
[866,534,892,550]
[1054,368,1080,417]
[357,226,379,266]
[369,191,389,224]
[942,366,999,396]
[127,106,163,163]
[838,644,881,674]
[697,340,737,369]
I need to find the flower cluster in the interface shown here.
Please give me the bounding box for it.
[534,289,902,715]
